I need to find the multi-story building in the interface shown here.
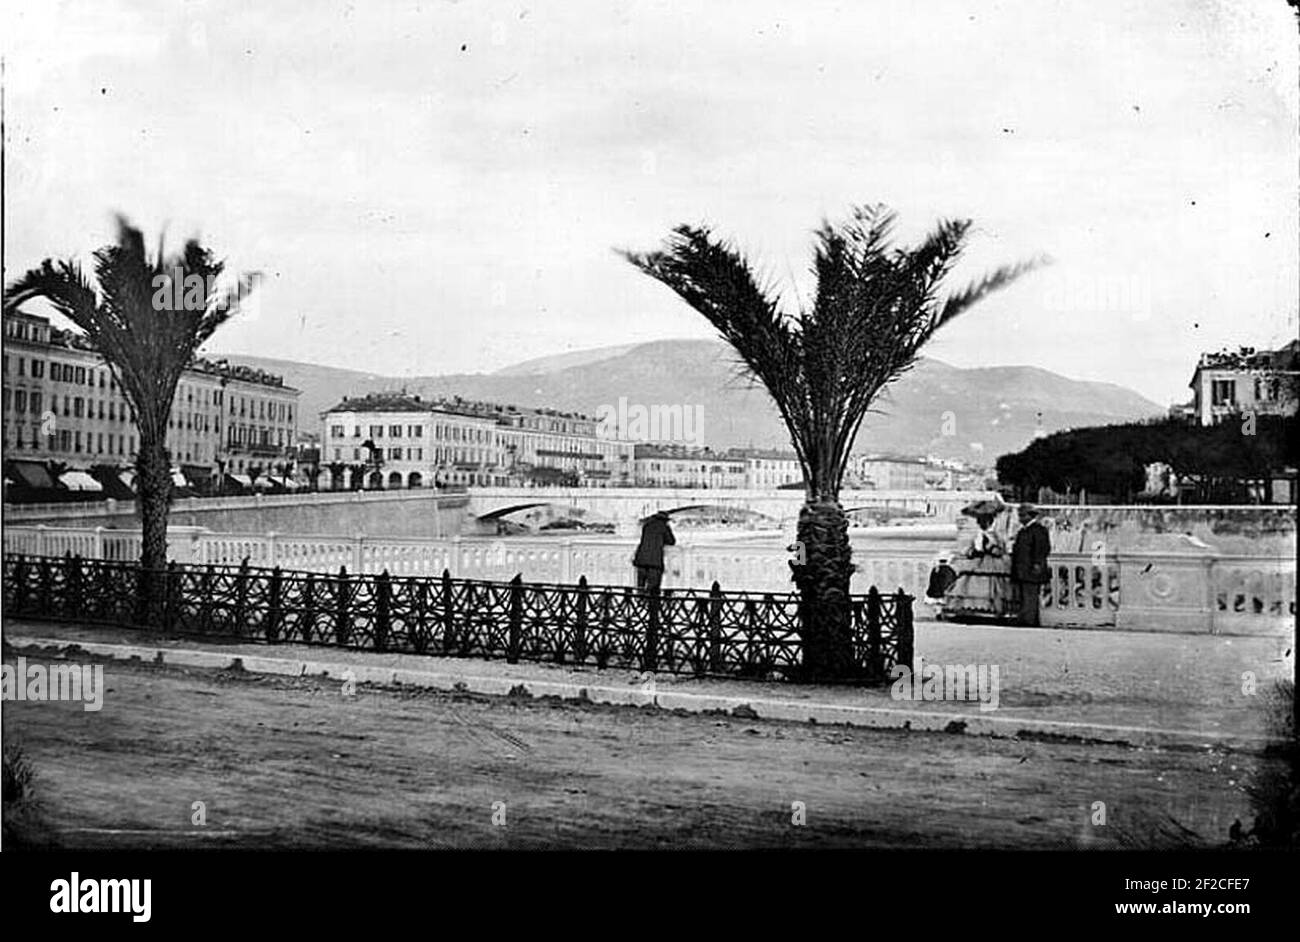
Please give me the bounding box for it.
[1,310,299,493]
[727,447,802,489]
[633,444,747,489]
[1184,340,1300,426]
[497,407,633,485]
[323,393,499,488]
[321,393,634,488]
[853,454,930,490]
[207,359,300,478]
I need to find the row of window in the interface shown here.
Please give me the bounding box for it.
[4,355,292,422]
[0,389,291,450]
[3,423,136,457]
[1208,376,1288,407]
[226,425,291,449]
[2,388,138,423]
[6,387,291,435]
[331,446,496,464]
[231,397,293,424]
[2,355,105,387]
[5,319,49,342]
[331,424,426,439]
[330,422,496,443]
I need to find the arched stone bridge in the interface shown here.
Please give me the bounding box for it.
[467,487,994,533]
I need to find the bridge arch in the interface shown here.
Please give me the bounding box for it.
[645,504,783,527]
[476,502,555,521]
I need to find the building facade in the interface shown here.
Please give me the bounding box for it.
[633,444,747,488]
[1185,340,1300,426]
[2,310,300,492]
[321,393,635,488]
[497,408,633,485]
[727,448,802,489]
[853,454,931,490]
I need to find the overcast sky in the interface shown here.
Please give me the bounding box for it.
[3,0,1296,405]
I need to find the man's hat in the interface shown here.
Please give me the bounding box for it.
[1018,502,1040,517]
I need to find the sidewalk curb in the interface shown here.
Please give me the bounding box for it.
[6,635,1276,753]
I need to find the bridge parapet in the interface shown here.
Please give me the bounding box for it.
[466,486,995,530]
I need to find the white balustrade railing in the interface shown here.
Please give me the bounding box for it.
[1,524,211,565]
[2,524,1293,635]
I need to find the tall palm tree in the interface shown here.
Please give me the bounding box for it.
[4,215,258,621]
[623,204,1043,680]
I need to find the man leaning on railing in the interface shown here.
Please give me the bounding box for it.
[632,510,675,593]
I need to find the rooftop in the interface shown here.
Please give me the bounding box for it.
[325,390,597,423]
[725,447,800,462]
[633,443,741,461]
[1193,339,1300,375]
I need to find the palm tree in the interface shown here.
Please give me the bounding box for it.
[4,216,258,621]
[622,204,1043,680]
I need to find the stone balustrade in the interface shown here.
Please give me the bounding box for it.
[2,524,1293,636]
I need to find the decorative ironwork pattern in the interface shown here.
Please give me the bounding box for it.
[2,553,913,684]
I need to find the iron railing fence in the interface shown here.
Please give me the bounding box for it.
[2,552,913,684]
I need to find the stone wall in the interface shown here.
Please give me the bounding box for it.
[9,493,469,539]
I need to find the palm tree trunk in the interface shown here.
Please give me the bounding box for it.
[134,431,172,626]
[792,497,855,680]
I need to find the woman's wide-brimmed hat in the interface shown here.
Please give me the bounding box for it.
[960,498,1008,518]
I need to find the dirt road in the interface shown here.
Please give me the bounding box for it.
[3,650,1272,849]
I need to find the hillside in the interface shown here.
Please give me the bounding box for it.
[216,339,1164,462]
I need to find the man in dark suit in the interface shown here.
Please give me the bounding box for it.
[633,511,676,593]
[1011,503,1051,626]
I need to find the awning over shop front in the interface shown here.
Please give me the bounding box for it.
[59,470,104,492]
[228,473,253,488]
[7,460,56,490]
[90,466,136,499]
[182,465,213,486]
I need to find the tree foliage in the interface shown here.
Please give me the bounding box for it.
[4,216,257,619]
[623,204,1042,679]
[622,205,1045,501]
[996,414,1299,502]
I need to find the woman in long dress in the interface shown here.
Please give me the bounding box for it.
[944,507,1013,618]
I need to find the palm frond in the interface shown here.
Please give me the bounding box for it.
[937,254,1052,328]
[3,259,100,323]
[623,204,1045,499]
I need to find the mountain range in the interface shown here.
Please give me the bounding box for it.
[216,339,1164,463]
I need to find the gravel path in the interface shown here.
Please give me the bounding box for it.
[3,648,1278,849]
